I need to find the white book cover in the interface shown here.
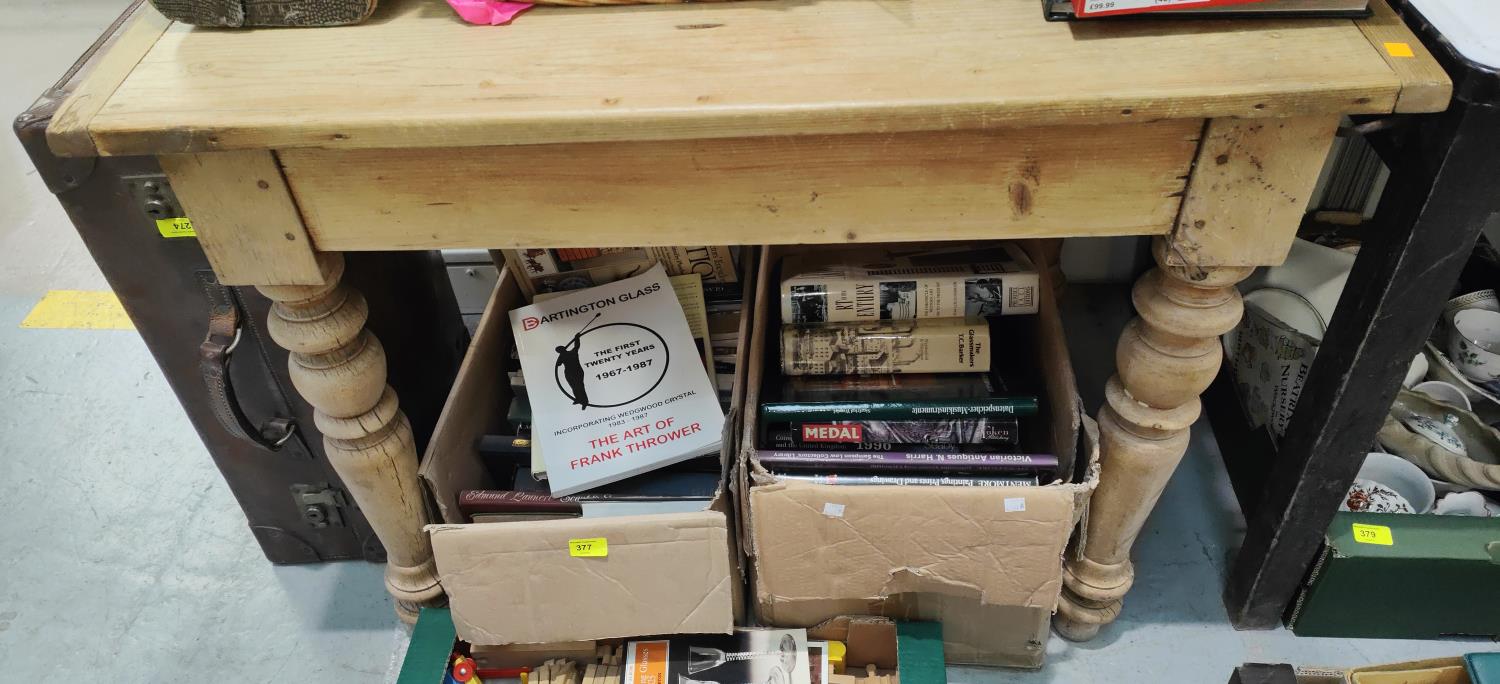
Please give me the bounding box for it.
[509,264,725,496]
[780,243,1040,323]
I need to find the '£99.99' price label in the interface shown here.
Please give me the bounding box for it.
[1079,0,1228,16]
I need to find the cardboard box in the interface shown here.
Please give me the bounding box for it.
[737,244,1100,668]
[1288,512,1500,640]
[420,260,754,645]
[807,617,943,682]
[1346,658,1471,684]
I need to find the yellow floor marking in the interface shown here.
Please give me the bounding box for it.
[20,290,135,330]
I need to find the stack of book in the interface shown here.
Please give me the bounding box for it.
[466,247,743,521]
[758,243,1059,486]
[503,246,738,295]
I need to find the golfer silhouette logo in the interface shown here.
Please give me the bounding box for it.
[553,313,670,410]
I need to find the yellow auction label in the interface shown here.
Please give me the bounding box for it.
[1352,523,1393,546]
[569,537,608,557]
[155,217,197,238]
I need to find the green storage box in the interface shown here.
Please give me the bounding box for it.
[1288,512,1500,639]
[398,608,457,684]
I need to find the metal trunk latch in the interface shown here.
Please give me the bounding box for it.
[122,174,184,221]
[291,484,350,529]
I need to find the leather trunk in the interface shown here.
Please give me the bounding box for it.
[14,0,468,564]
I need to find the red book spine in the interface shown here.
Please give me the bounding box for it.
[1072,0,1265,17]
[456,490,584,515]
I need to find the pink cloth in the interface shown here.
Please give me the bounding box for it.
[447,0,534,25]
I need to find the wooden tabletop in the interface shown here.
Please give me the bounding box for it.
[51,0,1448,157]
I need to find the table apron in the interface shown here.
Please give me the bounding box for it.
[275,121,1201,253]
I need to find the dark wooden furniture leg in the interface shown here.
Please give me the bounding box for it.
[1223,103,1500,628]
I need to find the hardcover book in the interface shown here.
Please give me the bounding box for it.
[781,317,990,375]
[773,473,1039,487]
[648,246,739,284]
[781,373,999,403]
[625,629,811,684]
[756,449,1056,473]
[459,488,715,522]
[1045,0,1368,19]
[767,418,1018,448]
[761,397,1037,421]
[780,244,1039,324]
[509,265,724,496]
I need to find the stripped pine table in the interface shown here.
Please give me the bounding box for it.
[39,0,1449,635]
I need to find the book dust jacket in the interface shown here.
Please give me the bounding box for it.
[510,264,725,496]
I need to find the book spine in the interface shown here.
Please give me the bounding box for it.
[1074,0,1267,18]
[781,274,1039,323]
[761,397,1038,420]
[780,318,990,375]
[477,434,533,455]
[554,247,601,262]
[648,246,738,283]
[773,472,1039,487]
[702,281,744,303]
[456,490,584,514]
[513,248,562,276]
[756,449,1056,472]
[769,418,1019,447]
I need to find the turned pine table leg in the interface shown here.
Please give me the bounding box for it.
[1056,242,1251,641]
[161,151,445,623]
[258,253,443,623]
[1055,116,1338,640]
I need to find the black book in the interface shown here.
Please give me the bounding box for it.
[766,418,1018,450]
[773,472,1039,487]
[756,449,1056,474]
[780,373,999,403]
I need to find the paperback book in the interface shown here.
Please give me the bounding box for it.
[781,243,1039,323]
[781,317,989,375]
[509,265,724,496]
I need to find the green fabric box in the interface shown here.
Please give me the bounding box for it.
[397,608,456,684]
[1288,512,1500,639]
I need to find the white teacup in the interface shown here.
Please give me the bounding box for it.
[1448,309,1500,392]
[1349,452,1435,514]
[1443,289,1500,331]
[1412,380,1474,412]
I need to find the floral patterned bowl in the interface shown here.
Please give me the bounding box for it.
[1448,309,1500,394]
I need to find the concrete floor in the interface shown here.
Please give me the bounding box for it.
[0,1,1483,681]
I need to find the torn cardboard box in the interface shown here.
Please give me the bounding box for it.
[738,244,1099,668]
[420,262,753,645]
